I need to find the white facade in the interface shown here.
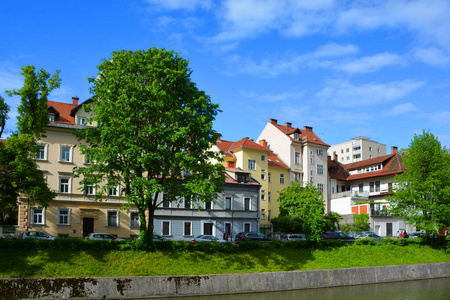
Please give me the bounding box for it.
[328,137,386,163]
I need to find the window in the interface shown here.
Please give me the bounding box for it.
[203,223,213,235]
[294,132,299,140]
[261,214,265,220]
[244,198,250,210]
[317,149,323,155]
[346,156,350,160]
[261,194,265,201]
[162,194,170,207]
[261,155,265,161]
[268,210,271,222]
[294,172,300,182]
[49,113,55,122]
[346,148,349,153]
[341,157,344,162]
[31,207,45,225]
[280,174,284,184]
[295,152,300,164]
[310,157,314,164]
[59,177,70,193]
[341,149,344,154]
[248,159,256,170]
[184,196,191,209]
[244,223,251,232]
[370,182,375,192]
[108,186,118,197]
[376,181,380,192]
[268,172,271,183]
[237,174,247,183]
[268,192,271,203]
[205,201,212,210]
[317,183,324,193]
[60,146,72,162]
[162,221,171,236]
[317,164,324,175]
[77,117,86,125]
[369,147,372,152]
[378,148,380,153]
[85,184,95,195]
[36,145,46,160]
[57,208,70,225]
[107,210,119,227]
[359,183,363,193]
[184,222,192,236]
[225,197,231,210]
[261,174,265,180]
[84,152,96,164]
[130,212,139,228]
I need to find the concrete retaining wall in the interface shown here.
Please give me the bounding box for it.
[1,262,449,299]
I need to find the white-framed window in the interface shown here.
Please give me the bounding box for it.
[130,211,140,228]
[294,132,299,140]
[317,164,324,175]
[60,146,72,162]
[225,197,231,210]
[280,174,284,184]
[108,185,118,197]
[346,156,350,160]
[184,221,192,236]
[341,149,344,154]
[162,220,171,236]
[248,159,256,170]
[77,116,87,125]
[261,214,265,220]
[84,152,96,164]
[359,183,364,193]
[317,183,324,193]
[244,223,251,232]
[295,152,300,164]
[85,184,95,195]
[205,201,213,210]
[261,173,266,180]
[376,181,380,192]
[107,210,119,227]
[49,113,55,122]
[261,194,265,201]
[294,172,300,182]
[346,148,349,153]
[317,149,324,155]
[244,198,251,210]
[31,207,45,225]
[58,208,71,225]
[261,155,265,161]
[59,177,71,193]
[36,144,47,160]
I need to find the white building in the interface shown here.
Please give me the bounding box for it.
[328,136,386,164]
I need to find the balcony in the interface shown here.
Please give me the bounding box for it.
[371,209,393,217]
[330,191,369,200]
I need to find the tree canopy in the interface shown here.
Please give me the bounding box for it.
[278,182,326,241]
[389,131,450,234]
[0,95,9,137]
[75,48,225,244]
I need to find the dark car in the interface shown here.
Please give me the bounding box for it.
[235,232,272,242]
[321,231,355,240]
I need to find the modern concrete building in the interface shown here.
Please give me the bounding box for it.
[328,146,413,237]
[328,136,386,164]
[257,119,330,212]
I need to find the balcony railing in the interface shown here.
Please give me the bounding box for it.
[330,191,369,200]
[371,209,393,217]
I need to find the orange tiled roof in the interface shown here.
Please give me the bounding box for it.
[273,123,329,147]
[224,168,260,185]
[268,152,289,169]
[229,137,271,152]
[47,97,90,125]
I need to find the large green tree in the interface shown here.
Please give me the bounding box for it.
[75,48,225,244]
[0,66,59,225]
[278,182,326,241]
[389,131,450,235]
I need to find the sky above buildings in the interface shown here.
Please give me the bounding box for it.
[1,0,450,151]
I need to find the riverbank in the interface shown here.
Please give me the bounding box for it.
[1,262,449,299]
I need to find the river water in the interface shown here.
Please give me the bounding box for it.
[154,277,450,300]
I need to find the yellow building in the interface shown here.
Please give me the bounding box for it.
[215,137,289,234]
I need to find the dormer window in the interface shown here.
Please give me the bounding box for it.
[294,132,299,140]
[49,113,55,122]
[77,117,86,125]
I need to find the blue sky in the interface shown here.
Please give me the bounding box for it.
[1,0,450,151]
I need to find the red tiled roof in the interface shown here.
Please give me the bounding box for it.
[328,153,406,181]
[268,152,289,169]
[229,137,271,152]
[273,123,329,147]
[224,168,260,185]
[48,101,77,124]
[216,139,237,158]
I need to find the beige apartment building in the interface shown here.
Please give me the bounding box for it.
[328,136,386,164]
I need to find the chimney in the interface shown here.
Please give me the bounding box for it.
[304,126,313,132]
[333,154,338,161]
[286,122,292,128]
[270,118,278,125]
[259,139,268,148]
[227,161,235,168]
[72,97,79,106]
[391,146,398,154]
[216,133,222,141]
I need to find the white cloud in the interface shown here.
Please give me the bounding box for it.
[413,47,450,67]
[429,111,450,126]
[144,0,214,11]
[312,43,359,58]
[334,53,404,74]
[384,102,419,116]
[316,79,425,107]
[243,90,305,103]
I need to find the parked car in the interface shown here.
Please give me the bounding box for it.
[85,233,124,241]
[234,232,272,242]
[409,232,426,239]
[20,231,56,240]
[321,231,355,241]
[153,234,166,241]
[190,235,226,243]
[356,233,382,242]
[286,234,306,241]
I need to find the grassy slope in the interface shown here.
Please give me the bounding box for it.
[1,244,449,278]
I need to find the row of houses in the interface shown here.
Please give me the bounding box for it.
[16,96,413,240]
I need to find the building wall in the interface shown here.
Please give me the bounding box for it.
[328,137,386,163]
[257,123,291,167]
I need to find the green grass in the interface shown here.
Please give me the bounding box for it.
[0,243,448,278]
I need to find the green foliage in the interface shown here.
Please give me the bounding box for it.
[324,212,340,231]
[5,65,61,138]
[0,95,9,137]
[74,48,225,243]
[278,182,326,241]
[270,215,304,233]
[389,131,450,235]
